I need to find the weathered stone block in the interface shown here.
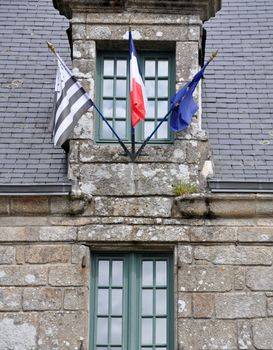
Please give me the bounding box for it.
[38,311,87,350]
[215,293,266,319]
[80,163,135,196]
[0,288,21,311]
[234,267,245,290]
[24,245,71,264]
[237,320,254,349]
[23,287,62,311]
[64,288,86,310]
[0,246,15,264]
[78,224,132,241]
[79,139,187,163]
[0,227,38,242]
[135,163,189,195]
[253,319,273,349]
[177,245,193,264]
[85,24,199,42]
[0,266,47,286]
[246,267,273,290]
[35,226,77,241]
[177,293,191,318]
[0,313,38,350]
[48,266,85,286]
[192,293,214,318]
[178,320,237,349]
[73,111,94,139]
[176,41,199,83]
[11,196,49,214]
[178,266,232,292]
[194,246,273,265]
[267,297,273,316]
[238,227,273,242]
[133,225,190,242]
[190,226,237,242]
[0,197,9,214]
[73,40,95,59]
[94,196,172,217]
[72,244,90,264]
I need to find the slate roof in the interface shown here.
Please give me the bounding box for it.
[0,0,70,186]
[203,0,273,188]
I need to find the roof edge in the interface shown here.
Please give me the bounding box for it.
[208,180,273,193]
[0,183,72,196]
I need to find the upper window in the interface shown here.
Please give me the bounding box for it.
[96,51,175,143]
[90,252,174,350]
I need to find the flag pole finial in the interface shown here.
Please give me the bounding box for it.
[47,41,56,55]
[209,49,219,62]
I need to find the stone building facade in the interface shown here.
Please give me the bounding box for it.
[2,0,273,349]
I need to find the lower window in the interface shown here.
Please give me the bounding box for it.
[90,252,174,350]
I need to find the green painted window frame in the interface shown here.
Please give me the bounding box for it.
[90,252,174,350]
[95,51,175,144]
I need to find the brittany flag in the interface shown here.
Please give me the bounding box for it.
[129,32,148,128]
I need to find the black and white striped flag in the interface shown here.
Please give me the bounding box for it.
[50,54,93,147]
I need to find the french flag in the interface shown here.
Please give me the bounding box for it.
[129,31,148,128]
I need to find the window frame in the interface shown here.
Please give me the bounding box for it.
[95,50,175,144]
[89,252,174,350]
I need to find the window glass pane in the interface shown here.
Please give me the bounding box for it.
[142,261,153,286]
[156,290,166,315]
[97,317,108,344]
[145,60,156,77]
[115,121,126,139]
[111,317,122,344]
[111,289,123,315]
[158,60,168,77]
[112,260,123,286]
[156,261,167,286]
[156,318,166,344]
[144,121,155,139]
[116,80,127,98]
[158,100,168,118]
[103,100,113,118]
[116,100,126,119]
[97,347,108,350]
[142,289,153,315]
[98,260,110,286]
[158,80,168,98]
[104,59,114,76]
[147,101,155,119]
[101,121,113,139]
[146,80,155,98]
[157,122,168,139]
[98,289,109,315]
[141,318,153,345]
[117,60,127,76]
[103,79,114,97]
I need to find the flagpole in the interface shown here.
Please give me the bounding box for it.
[47,41,134,160]
[128,26,136,161]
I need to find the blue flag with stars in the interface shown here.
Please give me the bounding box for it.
[170,60,210,132]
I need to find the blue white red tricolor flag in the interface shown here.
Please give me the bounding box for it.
[129,31,148,128]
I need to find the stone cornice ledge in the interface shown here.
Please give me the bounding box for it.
[172,193,273,219]
[53,0,221,21]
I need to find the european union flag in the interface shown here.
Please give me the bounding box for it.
[170,61,210,132]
